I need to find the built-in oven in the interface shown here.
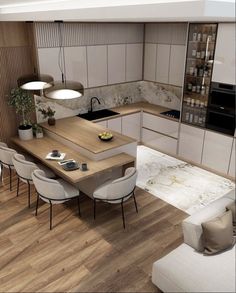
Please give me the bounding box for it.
[206,82,235,136]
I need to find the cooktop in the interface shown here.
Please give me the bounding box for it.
[160,110,180,119]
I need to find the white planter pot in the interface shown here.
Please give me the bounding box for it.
[18,127,33,141]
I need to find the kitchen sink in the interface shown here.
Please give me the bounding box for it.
[77,109,120,121]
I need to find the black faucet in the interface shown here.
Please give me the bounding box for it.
[89,97,101,112]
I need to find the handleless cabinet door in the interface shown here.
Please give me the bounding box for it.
[155,44,170,84]
[95,120,108,128]
[87,45,107,87]
[107,117,122,133]
[228,139,235,178]
[64,46,88,88]
[144,43,157,82]
[122,113,141,141]
[178,124,205,164]
[169,45,186,87]
[108,44,126,84]
[126,43,143,82]
[212,23,235,84]
[37,48,63,80]
[202,130,233,174]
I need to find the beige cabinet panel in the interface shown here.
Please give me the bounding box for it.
[64,46,88,88]
[87,45,107,87]
[169,45,186,86]
[228,139,235,178]
[178,124,205,164]
[95,120,108,128]
[122,113,141,141]
[202,130,233,174]
[126,43,143,82]
[144,43,157,82]
[156,44,170,84]
[108,44,126,84]
[107,117,122,133]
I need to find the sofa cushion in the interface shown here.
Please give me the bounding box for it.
[152,243,236,293]
[202,211,234,255]
[182,197,234,251]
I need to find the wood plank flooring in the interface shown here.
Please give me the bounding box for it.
[0,169,187,292]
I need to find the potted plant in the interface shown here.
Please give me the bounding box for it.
[38,106,56,126]
[32,124,44,139]
[9,88,35,140]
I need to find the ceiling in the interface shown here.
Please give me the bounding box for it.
[0,0,235,22]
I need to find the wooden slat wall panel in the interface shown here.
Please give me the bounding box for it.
[34,22,144,48]
[0,22,35,145]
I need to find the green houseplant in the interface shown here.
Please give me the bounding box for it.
[32,123,44,139]
[9,88,35,140]
[38,106,56,126]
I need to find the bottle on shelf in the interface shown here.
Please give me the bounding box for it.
[197,31,202,42]
[192,26,198,41]
[201,85,206,96]
[194,66,198,77]
[202,27,207,42]
[199,65,204,77]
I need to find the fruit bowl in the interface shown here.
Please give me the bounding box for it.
[98,132,113,141]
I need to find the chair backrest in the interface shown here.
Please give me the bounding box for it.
[107,167,137,200]
[0,145,17,166]
[32,169,66,201]
[12,154,38,180]
[0,142,7,148]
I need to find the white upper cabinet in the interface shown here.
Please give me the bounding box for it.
[87,45,107,87]
[37,48,63,80]
[126,43,143,82]
[64,46,88,88]
[144,43,157,81]
[169,45,186,86]
[108,44,126,84]
[212,23,236,84]
[228,139,235,178]
[156,44,170,84]
[202,130,233,174]
[178,124,205,164]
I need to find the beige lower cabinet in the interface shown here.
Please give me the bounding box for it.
[122,112,141,141]
[202,130,233,174]
[96,120,108,128]
[228,138,235,178]
[107,117,122,133]
[142,128,178,155]
[178,123,205,164]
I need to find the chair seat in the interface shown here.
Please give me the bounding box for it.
[58,179,79,199]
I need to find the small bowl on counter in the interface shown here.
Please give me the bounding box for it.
[98,132,113,141]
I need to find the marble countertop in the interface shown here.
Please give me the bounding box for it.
[93,102,180,122]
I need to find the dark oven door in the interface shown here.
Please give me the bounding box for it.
[206,109,235,136]
[209,83,235,110]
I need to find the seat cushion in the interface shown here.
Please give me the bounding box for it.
[58,179,79,199]
[182,197,234,251]
[152,243,236,293]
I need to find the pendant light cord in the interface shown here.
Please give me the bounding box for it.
[58,22,64,83]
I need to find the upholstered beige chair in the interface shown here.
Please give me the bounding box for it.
[12,154,55,208]
[0,144,17,190]
[32,169,81,230]
[0,142,8,183]
[93,167,138,229]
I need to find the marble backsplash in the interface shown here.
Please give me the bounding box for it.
[35,81,182,123]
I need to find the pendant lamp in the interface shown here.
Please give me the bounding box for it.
[44,21,84,100]
[17,73,53,91]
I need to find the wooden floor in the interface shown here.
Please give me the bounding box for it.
[0,169,187,293]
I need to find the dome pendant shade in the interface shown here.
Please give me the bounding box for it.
[17,74,54,90]
[44,80,84,100]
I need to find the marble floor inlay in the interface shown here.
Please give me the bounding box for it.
[137,146,235,215]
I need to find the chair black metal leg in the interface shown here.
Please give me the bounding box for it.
[77,196,81,217]
[121,199,126,229]
[9,167,12,191]
[49,201,53,230]
[16,177,20,197]
[35,193,39,216]
[0,164,3,182]
[93,199,96,220]
[133,192,138,213]
[27,182,31,208]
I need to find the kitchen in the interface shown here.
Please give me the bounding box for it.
[0,1,235,292]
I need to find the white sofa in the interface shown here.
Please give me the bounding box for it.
[152,189,236,293]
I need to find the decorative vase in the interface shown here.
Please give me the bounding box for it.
[48,117,56,126]
[36,132,44,139]
[18,125,33,141]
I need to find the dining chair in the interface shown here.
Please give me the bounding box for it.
[12,153,55,208]
[32,169,81,230]
[0,142,8,183]
[0,144,17,190]
[93,167,138,229]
